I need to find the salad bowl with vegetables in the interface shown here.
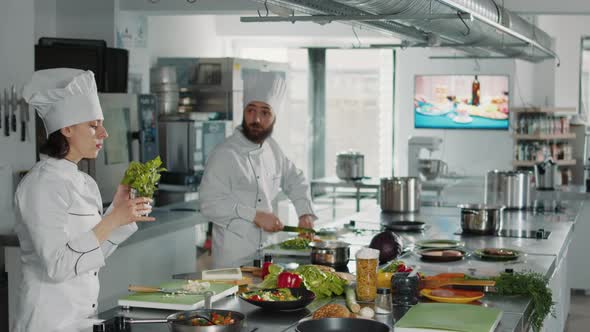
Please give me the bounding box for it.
[239,288,315,311]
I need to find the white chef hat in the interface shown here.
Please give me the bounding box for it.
[243,70,287,113]
[22,68,103,135]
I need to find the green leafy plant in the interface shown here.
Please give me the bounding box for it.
[294,265,346,298]
[121,156,166,198]
[494,271,554,332]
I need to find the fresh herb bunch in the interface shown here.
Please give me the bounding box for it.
[121,156,166,197]
[494,271,554,332]
[279,238,310,250]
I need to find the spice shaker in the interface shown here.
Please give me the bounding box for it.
[375,288,392,314]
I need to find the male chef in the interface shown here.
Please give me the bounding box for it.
[199,73,316,268]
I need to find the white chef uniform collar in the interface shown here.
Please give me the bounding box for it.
[243,70,287,113]
[22,68,103,136]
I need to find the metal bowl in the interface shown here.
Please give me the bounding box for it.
[418,159,447,180]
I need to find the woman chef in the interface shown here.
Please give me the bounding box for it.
[12,68,155,332]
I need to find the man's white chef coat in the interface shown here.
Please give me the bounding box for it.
[12,157,137,332]
[199,127,315,267]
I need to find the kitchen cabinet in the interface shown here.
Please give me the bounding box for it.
[541,237,570,332]
[568,200,590,291]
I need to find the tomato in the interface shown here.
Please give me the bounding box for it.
[396,264,413,273]
[248,295,263,301]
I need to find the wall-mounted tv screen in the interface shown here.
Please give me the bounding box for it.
[414,75,509,130]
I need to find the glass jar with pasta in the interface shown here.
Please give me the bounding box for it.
[355,247,380,302]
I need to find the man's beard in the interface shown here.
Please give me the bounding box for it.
[242,118,275,144]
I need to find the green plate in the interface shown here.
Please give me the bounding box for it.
[473,248,521,261]
[416,239,465,249]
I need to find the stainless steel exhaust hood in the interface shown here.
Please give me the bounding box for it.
[243,0,557,63]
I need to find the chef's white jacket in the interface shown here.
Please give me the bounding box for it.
[199,127,316,268]
[12,157,137,332]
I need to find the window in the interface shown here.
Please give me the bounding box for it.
[325,49,394,178]
[580,37,590,122]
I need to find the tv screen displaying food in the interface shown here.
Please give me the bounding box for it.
[414,75,509,130]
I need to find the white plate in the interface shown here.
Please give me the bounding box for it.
[452,115,473,124]
[415,106,452,117]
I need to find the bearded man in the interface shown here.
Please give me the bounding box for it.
[199,76,316,268]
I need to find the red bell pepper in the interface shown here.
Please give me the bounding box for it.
[261,262,273,279]
[277,271,303,288]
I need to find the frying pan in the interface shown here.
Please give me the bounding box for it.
[296,318,391,332]
[126,309,245,332]
[384,221,425,232]
[124,291,245,331]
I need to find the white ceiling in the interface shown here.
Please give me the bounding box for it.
[503,0,590,15]
[119,0,259,14]
[122,0,590,15]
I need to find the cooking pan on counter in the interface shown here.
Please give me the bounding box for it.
[296,318,390,332]
[125,309,245,332]
[384,221,425,232]
[123,291,245,332]
[309,240,350,266]
[458,204,504,235]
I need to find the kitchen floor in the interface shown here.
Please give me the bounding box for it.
[566,292,590,332]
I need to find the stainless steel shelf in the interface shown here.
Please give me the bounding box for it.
[513,133,576,140]
[513,160,576,167]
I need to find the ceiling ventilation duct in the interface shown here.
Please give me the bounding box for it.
[246,0,556,62]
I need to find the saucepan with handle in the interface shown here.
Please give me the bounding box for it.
[458,204,504,235]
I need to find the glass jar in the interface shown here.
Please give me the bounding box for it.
[356,258,378,301]
[391,272,419,306]
[375,288,392,314]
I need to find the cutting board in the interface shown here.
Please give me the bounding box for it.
[262,243,311,257]
[118,280,238,310]
[394,303,502,332]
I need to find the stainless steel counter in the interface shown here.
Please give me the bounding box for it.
[0,200,207,247]
[95,196,580,332]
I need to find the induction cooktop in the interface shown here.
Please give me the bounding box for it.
[455,228,551,239]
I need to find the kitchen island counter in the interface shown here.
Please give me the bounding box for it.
[95,199,580,331]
